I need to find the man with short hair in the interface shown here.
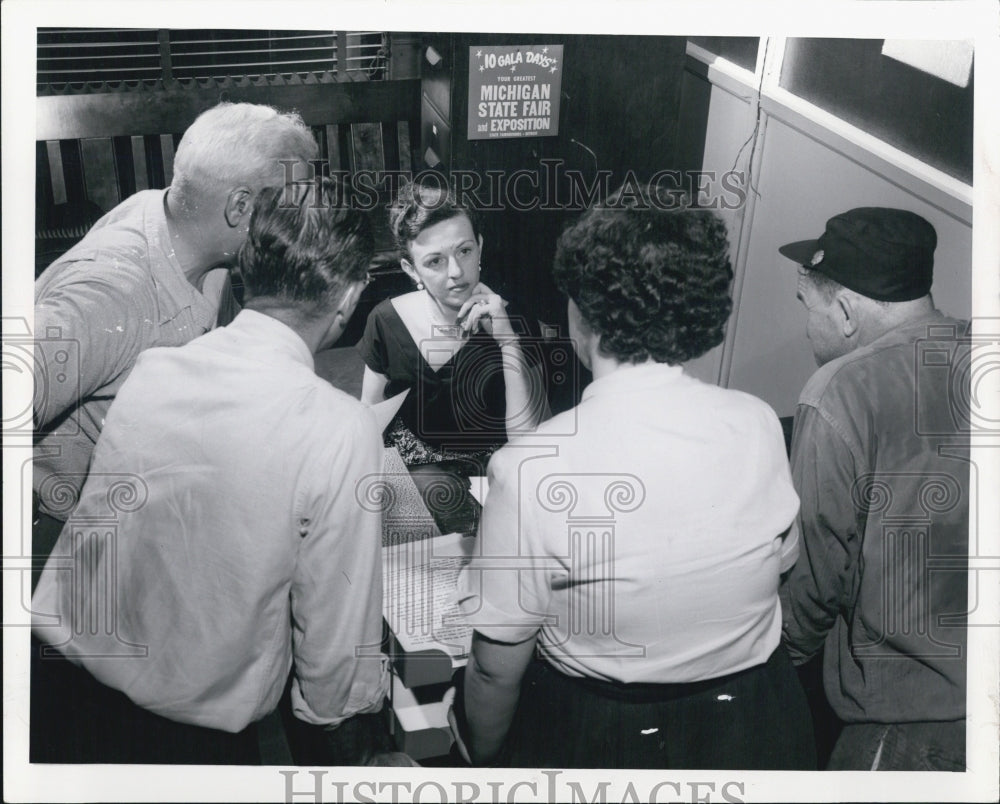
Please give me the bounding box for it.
[31,177,393,764]
[32,102,319,576]
[779,207,970,770]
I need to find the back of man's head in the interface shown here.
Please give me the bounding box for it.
[239,177,374,318]
[172,102,319,200]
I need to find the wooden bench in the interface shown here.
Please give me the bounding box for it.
[35,78,422,276]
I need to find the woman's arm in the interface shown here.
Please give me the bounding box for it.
[458,284,551,436]
[360,366,390,406]
[499,340,551,435]
[462,630,538,765]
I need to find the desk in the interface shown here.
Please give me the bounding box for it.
[377,448,480,760]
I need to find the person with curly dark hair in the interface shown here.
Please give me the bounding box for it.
[552,200,733,365]
[453,201,816,770]
[357,180,549,472]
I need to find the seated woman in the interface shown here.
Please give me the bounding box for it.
[454,198,816,769]
[358,182,548,473]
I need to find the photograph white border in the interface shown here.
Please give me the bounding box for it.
[4,1,998,802]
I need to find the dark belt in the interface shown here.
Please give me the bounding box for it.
[548,644,785,704]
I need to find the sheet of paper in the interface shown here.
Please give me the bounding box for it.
[391,674,456,732]
[382,531,474,665]
[369,388,409,433]
[379,447,442,547]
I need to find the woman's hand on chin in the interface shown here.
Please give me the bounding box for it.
[457,282,514,339]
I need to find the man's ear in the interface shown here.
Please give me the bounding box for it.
[835,291,859,338]
[224,187,253,228]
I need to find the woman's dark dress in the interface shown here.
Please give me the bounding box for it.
[357,298,539,470]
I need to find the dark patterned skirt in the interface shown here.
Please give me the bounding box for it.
[489,646,817,770]
[384,416,499,475]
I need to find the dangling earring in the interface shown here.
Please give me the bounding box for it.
[416,281,424,290]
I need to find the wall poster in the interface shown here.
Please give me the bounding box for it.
[467,44,563,139]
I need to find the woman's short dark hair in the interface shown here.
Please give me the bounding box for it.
[239,177,373,313]
[553,203,733,365]
[389,179,481,260]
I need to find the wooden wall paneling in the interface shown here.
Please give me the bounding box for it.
[406,119,420,173]
[44,141,67,206]
[80,137,120,214]
[130,135,150,191]
[36,141,55,220]
[36,81,419,140]
[144,135,166,188]
[381,120,400,173]
[419,95,450,170]
[351,122,384,173]
[111,136,136,200]
[57,140,85,205]
[159,134,175,185]
[396,120,414,173]
[338,124,354,174]
[309,125,326,176]
[325,124,342,173]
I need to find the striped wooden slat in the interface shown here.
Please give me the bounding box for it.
[159,134,175,185]
[130,135,149,191]
[381,120,400,173]
[80,137,120,211]
[338,124,353,175]
[406,119,420,173]
[396,120,412,174]
[325,124,342,173]
[45,141,68,205]
[351,123,383,174]
[110,137,135,199]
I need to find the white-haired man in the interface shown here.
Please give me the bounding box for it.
[32,102,318,581]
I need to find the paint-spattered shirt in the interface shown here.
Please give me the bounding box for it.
[33,189,238,517]
[32,310,389,732]
[780,312,969,724]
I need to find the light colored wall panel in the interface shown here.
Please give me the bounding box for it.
[684,73,755,385]
[726,114,972,417]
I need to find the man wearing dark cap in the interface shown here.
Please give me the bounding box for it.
[778,207,970,770]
